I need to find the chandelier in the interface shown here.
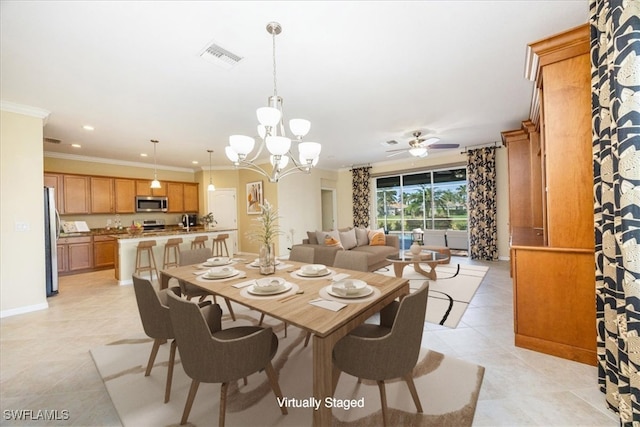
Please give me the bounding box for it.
[225,22,321,183]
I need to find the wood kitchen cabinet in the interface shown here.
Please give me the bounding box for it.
[58,236,93,274]
[183,183,198,212]
[93,235,116,269]
[166,182,199,213]
[63,175,91,214]
[114,179,136,213]
[90,176,114,214]
[44,173,65,213]
[136,180,167,197]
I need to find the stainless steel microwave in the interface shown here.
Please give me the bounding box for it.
[135,196,168,212]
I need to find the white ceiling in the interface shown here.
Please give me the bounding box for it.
[1,1,588,172]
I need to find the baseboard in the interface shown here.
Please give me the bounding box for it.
[0,301,49,318]
[515,333,597,366]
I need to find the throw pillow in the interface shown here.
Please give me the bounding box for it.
[368,228,386,246]
[339,228,357,250]
[324,235,344,250]
[307,231,318,245]
[317,229,340,247]
[355,227,369,246]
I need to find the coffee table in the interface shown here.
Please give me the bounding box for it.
[386,250,450,279]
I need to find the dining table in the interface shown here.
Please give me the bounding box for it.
[159,258,409,426]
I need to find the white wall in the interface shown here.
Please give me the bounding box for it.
[1,105,50,317]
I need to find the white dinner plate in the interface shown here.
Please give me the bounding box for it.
[296,269,331,278]
[326,282,373,299]
[201,270,240,280]
[248,282,292,296]
[203,260,232,267]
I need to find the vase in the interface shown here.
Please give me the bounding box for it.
[410,242,422,256]
[259,242,276,275]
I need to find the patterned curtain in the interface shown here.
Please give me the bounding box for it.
[352,167,371,227]
[592,0,640,423]
[466,147,498,261]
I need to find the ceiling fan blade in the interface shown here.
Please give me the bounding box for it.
[386,151,407,158]
[385,148,410,153]
[430,143,460,149]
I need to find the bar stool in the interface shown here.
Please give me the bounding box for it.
[190,235,208,250]
[135,240,159,281]
[212,234,230,257]
[163,238,183,269]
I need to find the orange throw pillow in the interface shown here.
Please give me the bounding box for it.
[368,228,386,246]
[324,235,344,250]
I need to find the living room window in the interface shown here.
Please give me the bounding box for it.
[374,167,467,249]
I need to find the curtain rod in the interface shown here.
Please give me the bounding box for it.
[460,141,503,154]
[349,163,372,171]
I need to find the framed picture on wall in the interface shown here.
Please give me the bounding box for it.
[246,181,263,214]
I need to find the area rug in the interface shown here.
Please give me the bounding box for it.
[91,307,484,427]
[375,263,489,328]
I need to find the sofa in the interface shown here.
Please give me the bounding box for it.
[293,227,399,272]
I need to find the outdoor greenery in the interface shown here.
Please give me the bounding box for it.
[375,183,468,232]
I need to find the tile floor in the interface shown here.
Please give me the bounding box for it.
[0,257,618,426]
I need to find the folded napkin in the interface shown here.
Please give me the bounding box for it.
[192,270,208,276]
[232,279,257,289]
[331,273,350,282]
[276,263,293,271]
[309,298,347,312]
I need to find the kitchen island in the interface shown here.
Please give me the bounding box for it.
[111,228,237,285]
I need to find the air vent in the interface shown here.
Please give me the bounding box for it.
[44,137,61,144]
[200,42,243,69]
[381,140,399,147]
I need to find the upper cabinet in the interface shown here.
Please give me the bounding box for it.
[136,180,167,197]
[90,176,114,214]
[114,179,136,213]
[63,175,91,214]
[45,172,198,215]
[44,173,65,213]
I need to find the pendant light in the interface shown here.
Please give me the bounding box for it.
[207,149,215,192]
[150,139,161,189]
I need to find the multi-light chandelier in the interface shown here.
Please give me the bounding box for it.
[225,22,321,183]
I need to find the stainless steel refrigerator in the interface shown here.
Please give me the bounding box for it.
[45,187,60,296]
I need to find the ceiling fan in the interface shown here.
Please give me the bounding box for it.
[385,130,459,158]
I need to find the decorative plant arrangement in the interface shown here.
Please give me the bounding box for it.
[200,212,217,230]
[247,200,283,274]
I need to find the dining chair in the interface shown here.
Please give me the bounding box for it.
[332,281,429,426]
[132,275,194,403]
[178,248,236,321]
[288,245,315,263]
[166,291,288,426]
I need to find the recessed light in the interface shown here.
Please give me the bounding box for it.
[82,125,94,131]
[192,160,199,164]
[71,144,81,148]
[140,153,148,157]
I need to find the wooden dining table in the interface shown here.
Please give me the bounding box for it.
[159,259,409,426]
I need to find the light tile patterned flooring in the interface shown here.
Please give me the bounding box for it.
[0,257,618,426]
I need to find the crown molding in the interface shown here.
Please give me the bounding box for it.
[1,100,50,124]
[44,151,196,173]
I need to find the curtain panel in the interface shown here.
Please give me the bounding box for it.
[591,0,640,423]
[466,147,498,261]
[352,167,372,228]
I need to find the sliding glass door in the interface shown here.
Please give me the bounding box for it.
[374,167,467,249]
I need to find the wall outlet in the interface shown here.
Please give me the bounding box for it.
[15,222,30,232]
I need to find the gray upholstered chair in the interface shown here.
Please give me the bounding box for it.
[132,275,187,403]
[288,245,315,263]
[332,281,430,426]
[166,291,287,426]
[178,248,236,321]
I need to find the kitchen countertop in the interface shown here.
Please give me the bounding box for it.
[60,226,237,239]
